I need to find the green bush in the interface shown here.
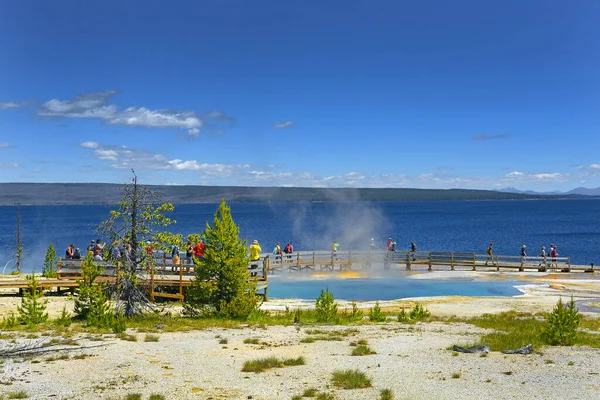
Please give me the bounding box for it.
[368,301,386,322]
[54,305,72,327]
[17,274,48,326]
[397,308,409,322]
[74,256,119,330]
[315,288,338,323]
[2,311,19,329]
[42,243,58,278]
[409,303,431,320]
[542,297,581,346]
[343,300,363,322]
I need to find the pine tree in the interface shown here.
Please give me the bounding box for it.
[186,199,259,318]
[17,274,48,326]
[542,297,581,346]
[43,242,58,278]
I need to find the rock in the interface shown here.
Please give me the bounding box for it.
[501,344,533,355]
[452,345,490,354]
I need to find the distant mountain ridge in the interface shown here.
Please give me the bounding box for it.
[498,186,600,196]
[0,182,586,205]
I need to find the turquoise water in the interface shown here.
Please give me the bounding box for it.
[267,276,524,300]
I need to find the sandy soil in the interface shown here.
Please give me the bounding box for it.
[1,272,600,399]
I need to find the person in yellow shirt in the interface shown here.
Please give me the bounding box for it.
[250,240,262,277]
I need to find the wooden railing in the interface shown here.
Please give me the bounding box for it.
[259,250,580,273]
[56,256,270,302]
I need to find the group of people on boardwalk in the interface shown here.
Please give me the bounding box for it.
[485,242,560,267]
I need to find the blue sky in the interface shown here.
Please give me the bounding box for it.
[0,0,598,190]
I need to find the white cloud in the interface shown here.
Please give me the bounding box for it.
[80,141,100,149]
[94,149,119,161]
[0,101,28,110]
[273,120,295,129]
[505,171,524,178]
[0,142,10,148]
[36,91,233,138]
[591,164,600,170]
[531,173,566,180]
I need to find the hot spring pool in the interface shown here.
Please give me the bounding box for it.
[266,275,525,301]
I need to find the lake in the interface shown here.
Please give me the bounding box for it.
[1,199,598,277]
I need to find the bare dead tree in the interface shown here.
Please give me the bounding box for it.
[98,171,175,317]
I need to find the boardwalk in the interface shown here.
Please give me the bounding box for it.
[0,250,593,301]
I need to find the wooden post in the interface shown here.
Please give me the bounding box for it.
[179,260,183,300]
[496,256,500,272]
[406,252,411,271]
[263,258,268,301]
[296,252,300,270]
[312,252,315,271]
[150,267,155,302]
[331,252,335,270]
[428,252,433,271]
[472,254,476,271]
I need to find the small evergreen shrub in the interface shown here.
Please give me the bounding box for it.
[42,243,58,278]
[2,312,19,329]
[315,288,338,323]
[344,300,363,321]
[17,274,48,326]
[397,308,409,322]
[542,297,581,346]
[409,302,431,320]
[54,305,72,327]
[368,301,386,322]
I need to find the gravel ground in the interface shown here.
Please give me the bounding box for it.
[2,322,600,400]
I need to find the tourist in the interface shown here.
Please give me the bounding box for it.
[410,241,417,261]
[111,242,121,261]
[550,245,558,267]
[386,238,393,251]
[87,240,95,257]
[273,242,282,255]
[96,239,106,253]
[171,243,180,259]
[65,243,74,259]
[72,247,81,260]
[538,246,547,267]
[93,248,103,261]
[332,240,340,260]
[185,242,193,265]
[250,239,262,277]
[284,242,293,261]
[145,241,154,270]
[193,240,205,259]
[521,245,527,258]
[485,243,494,266]
[370,238,376,250]
[171,243,181,271]
[121,243,131,262]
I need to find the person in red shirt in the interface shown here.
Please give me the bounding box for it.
[193,240,205,260]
